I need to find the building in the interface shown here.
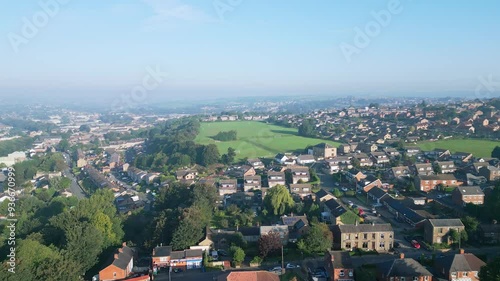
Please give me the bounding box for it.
[152,245,172,268]
[323,199,348,224]
[218,271,279,281]
[435,161,457,174]
[478,224,500,244]
[412,163,434,176]
[218,179,238,196]
[289,183,312,199]
[371,151,390,165]
[416,174,462,192]
[99,242,135,281]
[376,253,433,281]
[383,196,426,227]
[170,249,203,270]
[175,169,198,181]
[243,175,262,191]
[311,143,337,160]
[325,251,354,281]
[479,166,500,182]
[452,186,484,207]
[390,166,411,178]
[367,187,390,204]
[296,154,316,165]
[424,219,465,245]
[76,149,87,168]
[434,249,485,281]
[247,158,265,169]
[357,175,384,193]
[267,171,286,187]
[333,223,394,252]
[289,166,310,184]
[0,151,27,167]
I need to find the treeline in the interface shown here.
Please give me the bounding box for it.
[0,190,123,281]
[0,118,57,133]
[0,137,34,157]
[212,130,237,141]
[134,118,225,172]
[13,153,66,185]
[149,182,217,250]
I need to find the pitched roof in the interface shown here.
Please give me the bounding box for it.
[428,219,464,228]
[218,271,280,281]
[384,197,426,224]
[338,223,393,233]
[153,245,172,257]
[367,187,389,199]
[435,252,486,274]
[455,186,484,196]
[377,258,433,277]
[328,251,353,269]
[281,215,308,227]
[111,246,134,270]
[418,174,457,181]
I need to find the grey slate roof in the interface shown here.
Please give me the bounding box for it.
[435,253,486,275]
[428,219,464,228]
[329,251,353,268]
[153,245,172,257]
[377,258,432,277]
[338,223,393,233]
[456,186,484,196]
[112,246,134,270]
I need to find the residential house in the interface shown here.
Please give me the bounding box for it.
[426,149,451,160]
[325,251,354,281]
[391,166,411,179]
[338,144,352,155]
[324,156,352,174]
[450,152,474,164]
[478,224,500,244]
[353,153,373,167]
[383,147,400,158]
[247,158,265,169]
[289,166,310,184]
[412,163,434,176]
[332,223,394,252]
[127,167,147,183]
[345,169,367,183]
[405,146,421,157]
[316,189,336,203]
[260,225,289,244]
[383,196,426,227]
[218,179,238,196]
[416,174,462,192]
[323,199,347,224]
[479,166,500,182]
[434,161,457,174]
[370,152,390,165]
[357,175,383,193]
[289,183,312,199]
[311,143,337,160]
[434,249,485,281]
[175,169,198,181]
[358,143,378,153]
[170,249,203,270]
[274,153,289,165]
[376,253,433,281]
[218,271,279,281]
[452,186,484,207]
[296,154,316,165]
[243,175,262,192]
[239,227,261,243]
[99,242,135,281]
[424,219,465,244]
[281,215,309,241]
[228,165,256,178]
[367,187,390,204]
[152,245,172,268]
[267,171,286,187]
[76,149,87,168]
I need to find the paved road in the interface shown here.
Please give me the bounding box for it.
[62,152,86,199]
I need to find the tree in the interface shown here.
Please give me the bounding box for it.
[79,124,91,133]
[201,144,220,166]
[258,231,282,258]
[221,147,236,165]
[297,222,333,254]
[479,256,500,281]
[58,139,70,152]
[49,177,71,190]
[230,246,245,265]
[264,185,294,216]
[462,216,479,237]
[298,119,315,137]
[332,188,343,198]
[492,146,500,159]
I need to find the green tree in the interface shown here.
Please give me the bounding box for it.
[230,246,245,265]
[201,144,220,166]
[462,216,479,237]
[332,188,343,198]
[297,222,333,254]
[58,139,70,152]
[79,124,91,133]
[480,256,500,281]
[492,146,500,159]
[264,185,294,216]
[298,119,316,137]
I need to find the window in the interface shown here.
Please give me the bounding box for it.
[345,243,351,248]
[401,277,405,281]
[439,228,443,233]
[363,234,368,239]
[379,242,385,248]
[372,233,376,239]
[349,271,353,277]
[362,242,368,248]
[451,272,457,278]
[463,272,468,277]
[113,272,117,277]
[381,233,385,239]
[339,270,344,277]
[413,277,418,281]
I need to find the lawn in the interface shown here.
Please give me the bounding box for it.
[415,139,498,158]
[195,121,341,160]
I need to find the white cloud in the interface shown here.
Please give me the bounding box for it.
[141,0,215,30]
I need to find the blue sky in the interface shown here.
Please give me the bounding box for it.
[1,0,499,100]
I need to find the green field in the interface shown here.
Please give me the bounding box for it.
[195,121,341,160]
[416,139,498,158]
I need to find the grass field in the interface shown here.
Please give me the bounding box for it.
[416,139,498,158]
[195,121,341,160]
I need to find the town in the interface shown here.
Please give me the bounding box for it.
[0,97,499,281]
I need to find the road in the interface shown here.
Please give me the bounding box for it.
[62,152,87,199]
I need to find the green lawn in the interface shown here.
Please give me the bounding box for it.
[195,121,341,160]
[415,139,498,158]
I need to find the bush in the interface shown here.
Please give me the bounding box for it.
[345,190,356,197]
[250,256,263,265]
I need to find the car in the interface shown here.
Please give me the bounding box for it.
[437,194,443,199]
[371,208,377,214]
[173,268,182,273]
[411,240,421,249]
[286,263,299,269]
[341,187,348,192]
[269,266,282,273]
[347,201,354,207]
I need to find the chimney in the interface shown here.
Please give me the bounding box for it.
[399,253,405,259]
[118,248,123,253]
[122,242,127,247]
[355,220,358,226]
[114,254,119,259]
[459,249,465,255]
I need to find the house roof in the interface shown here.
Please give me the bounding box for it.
[377,258,433,277]
[435,252,486,274]
[315,189,331,199]
[239,227,260,236]
[338,223,393,233]
[384,197,426,224]
[153,246,172,257]
[328,251,353,269]
[418,174,457,181]
[111,246,134,270]
[428,219,464,228]
[367,187,389,199]
[314,143,333,149]
[297,154,315,161]
[455,186,484,196]
[218,271,280,281]
[281,215,308,228]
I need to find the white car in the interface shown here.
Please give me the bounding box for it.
[341,187,349,192]
[286,263,299,269]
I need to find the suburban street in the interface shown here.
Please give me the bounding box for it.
[62,152,87,199]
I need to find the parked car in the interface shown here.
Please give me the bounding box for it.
[286,263,299,269]
[411,240,421,249]
[341,187,348,192]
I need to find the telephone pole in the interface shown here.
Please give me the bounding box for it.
[281,245,285,274]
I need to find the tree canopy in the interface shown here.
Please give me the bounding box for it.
[264,185,294,216]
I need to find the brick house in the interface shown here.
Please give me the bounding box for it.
[415,174,462,192]
[434,161,457,174]
[170,249,203,270]
[99,242,135,281]
[424,219,465,244]
[311,143,337,160]
[434,249,485,281]
[325,251,354,281]
[218,271,279,281]
[332,223,394,252]
[289,166,310,184]
[243,175,262,191]
[479,166,500,182]
[152,245,172,268]
[412,163,434,176]
[451,186,484,207]
[267,171,286,187]
[289,183,312,199]
[376,253,433,281]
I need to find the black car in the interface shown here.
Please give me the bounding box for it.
[394,242,400,248]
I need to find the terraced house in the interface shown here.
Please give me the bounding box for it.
[452,186,484,207]
[333,223,394,252]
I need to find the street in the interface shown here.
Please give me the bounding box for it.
[62,152,87,199]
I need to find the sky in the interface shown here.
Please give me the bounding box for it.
[1,0,499,102]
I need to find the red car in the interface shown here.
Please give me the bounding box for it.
[411,240,421,249]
